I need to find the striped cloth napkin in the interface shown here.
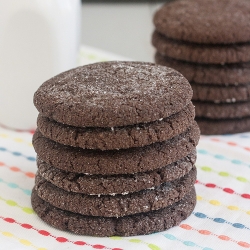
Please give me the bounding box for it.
[0,45,249,250]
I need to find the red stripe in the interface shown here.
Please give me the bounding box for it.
[206,137,250,152]
[0,123,35,134]
[0,215,122,249]
[223,188,234,194]
[0,161,35,178]
[205,183,216,188]
[196,180,250,199]
[241,194,250,199]
[180,223,250,248]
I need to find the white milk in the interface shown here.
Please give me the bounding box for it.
[0,0,81,130]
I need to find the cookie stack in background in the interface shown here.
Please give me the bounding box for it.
[152,0,250,135]
[31,61,200,237]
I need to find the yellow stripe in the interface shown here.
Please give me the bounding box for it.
[197,195,249,214]
[0,133,32,147]
[0,196,34,214]
[0,230,46,250]
[2,231,13,237]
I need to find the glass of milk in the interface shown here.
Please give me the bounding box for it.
[0,0,81,130]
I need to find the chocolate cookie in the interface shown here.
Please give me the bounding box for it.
[155,53,250,85]
[153,0,250,44]
[34,61,192,128]
[36,151,196,195]
[193,101,250,119]
[35,167,196,217]
[37,103,195,150]
[196,117,250,135]
[31,187,196,237]
[192,83,250,103]
[32,122,200,175]
[152,31,250,64]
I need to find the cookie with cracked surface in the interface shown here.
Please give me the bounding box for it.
[37,102,195,150]
[36,150,196,195]
[31,187,196,237]
[32,122,200,175]
[34,61,192,128]
[193,101,250,119]
[192,83,250,103]
[155,53,250,85]
[196,117,250,135]
[153,0,250,44]
[152,30,250,64]
[34,167,196,217]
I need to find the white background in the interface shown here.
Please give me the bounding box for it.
[81,2,163,62]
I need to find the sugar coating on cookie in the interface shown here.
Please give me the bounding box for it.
[34,61,192,127]
[196,117,250,135]
[154,0,250,44]
[37,102,195,150]
[155,53,250,85]
[34,167,196,217]
[36,151,196,195]
[31,187,196,237]
[32,122,200,175]
[193,100,250,119]
[191,83,250,103]
[152,31,250,64]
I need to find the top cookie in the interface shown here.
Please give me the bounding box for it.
[34,61,192,127]
[154,0,250,44]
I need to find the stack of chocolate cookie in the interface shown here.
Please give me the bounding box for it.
[153,0,250,134]
[31,61,199,237]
